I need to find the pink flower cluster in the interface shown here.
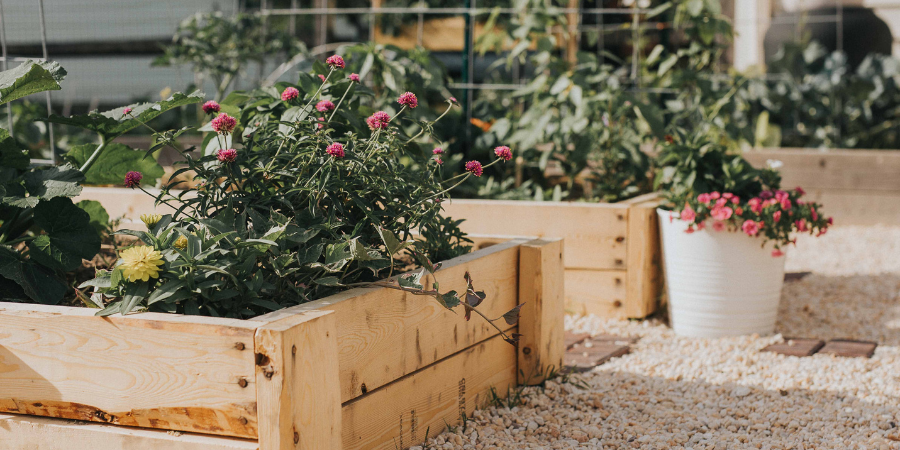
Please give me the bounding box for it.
[316,100,335,112]
[211,113,237,134]
[349,73,360,83]
[202,101,220,114]
[326,55,345,69]
[326,142,345,158]
[281,87,300,102]
[494,146,512,161]
[216,148,237,163]
[398,92,418,109]
[465,160,483,177]
[366,111,391,130]
[123,171,142,188]
[675,187,832,257]
[122,107,133,116]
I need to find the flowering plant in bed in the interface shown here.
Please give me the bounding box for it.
[79,56,522,343]
[653,131,832,337]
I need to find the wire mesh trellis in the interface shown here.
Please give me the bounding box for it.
[0,0,853,165]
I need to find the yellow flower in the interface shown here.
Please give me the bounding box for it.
[119,246,164,282]
[173,235,188,250]
[140,214,162,229]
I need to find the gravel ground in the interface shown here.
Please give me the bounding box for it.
[422,226,900,449]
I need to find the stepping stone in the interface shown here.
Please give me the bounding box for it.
[819,339,877,358]
[564,332,591,350]
[761,338,825,357]
[564,342,630,372]
[784,271,812,282]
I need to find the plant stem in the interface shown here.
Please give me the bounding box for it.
[406,102,454,143]
[328,81,354,122]
[79,134,108,175]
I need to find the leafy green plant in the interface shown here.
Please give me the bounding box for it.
[0,61,111,304]
[154,12,306,101]
[82,56,522,343]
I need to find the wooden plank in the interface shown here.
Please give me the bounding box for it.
[761,339,825,357]
[745,149,900,192]
[0,414,259,450]
[818,340,878,358]
[340,332,517,450]
[442,199,628,270]
[564,269,628,318]
[625,201,662,319]
[254,240,526,403]
[517,238,565,385]
[255,310,341,450]
[0,304,260,438]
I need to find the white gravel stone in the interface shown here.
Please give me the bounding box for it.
[423,226,900,449]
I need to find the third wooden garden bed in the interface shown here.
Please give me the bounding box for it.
[0,238,564,450]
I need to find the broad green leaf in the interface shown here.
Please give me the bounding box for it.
[75,200,110,236]
[0,128,27,169]
[23,166,84,199]
[439,290,460,309]
[66,143,165,186]
[0,60,66,106]
[48,91,204,139]
[314,276,342,286]
[0,247,66,304]
[28,197,101,272]
[376,226,410,255]
[146,280,186,305]
[120,282,150,315]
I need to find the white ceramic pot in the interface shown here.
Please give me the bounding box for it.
[657,209,786,338]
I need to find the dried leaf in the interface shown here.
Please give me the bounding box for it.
[502,303,525,326]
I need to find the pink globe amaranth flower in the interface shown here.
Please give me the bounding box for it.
[795,219,809,232]
[722,193,733,200]
[735,207,743,215]
[697,193,711,204]
[795,186,806,196]
[772,249,784,257]
[349,73,360,83]
[494,145,513,161]
[810,207,819,221]
[123,171,143,189]
[122,107,133,116]
[326,142,345,158]
[317,116,325,130]
[318,74,326,82]
[731,196,740,205]
[434,158,444,165]
[366,111,391,130]
[326,55,345,69]
[281,87,300,102]
[711,206,733,221]
[709,192,721,200]
[712,221,726,232]
[316,100,335,112]
[760,190,774,200]
[449,97,458,104]
[741,220,761,237]
[465,160,483,177]
[216,148,237,163]
[680,204,696,222]
[432,148,444,155]
[202,101,221,114]
[780,198,792,210]
[715,198,728,208]
[773,210,782,222]
[398,92,418,109]
[211,113,237,134]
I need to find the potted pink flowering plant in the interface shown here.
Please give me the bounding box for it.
[654,132,832,337]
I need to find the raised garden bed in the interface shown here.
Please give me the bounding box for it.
[442,194,662,319]
[0,237,564,449]
[745,148,900,226]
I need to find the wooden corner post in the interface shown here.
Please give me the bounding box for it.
[517,238,565,385]
[625,200,663,318]
[255,310,342,450]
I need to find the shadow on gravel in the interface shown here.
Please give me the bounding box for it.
[777,274,900,345]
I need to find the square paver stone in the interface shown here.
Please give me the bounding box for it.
[761,338,825,357]
[564,342,630,372]
[819,339,877,358]
[564,332,591,350]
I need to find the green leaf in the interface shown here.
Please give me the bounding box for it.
[28,197,102,272]
[0,60,66,106]
[65,143,165,186]
[313,276,342,286]
[120,282,150,315]
[0,128,27,169]
[146,280,186,305]
[376,227,411,255]
[24,166,84,199]
[397,267,426,290]
[48,91,204,139]
[75,200,110,236]
[439,290,460,309]
[0,247,66,304]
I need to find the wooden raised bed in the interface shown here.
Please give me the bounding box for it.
[442,194,662,319]
[744,148,900,226]
[0,238,564,450]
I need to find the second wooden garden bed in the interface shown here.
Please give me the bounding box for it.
[442,194,662,319]
[0,238,564,450]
